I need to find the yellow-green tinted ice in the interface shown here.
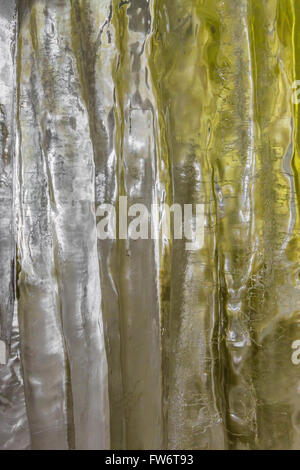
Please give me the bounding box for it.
[0,0,300,450]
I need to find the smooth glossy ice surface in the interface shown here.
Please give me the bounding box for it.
[1,0,300,450]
